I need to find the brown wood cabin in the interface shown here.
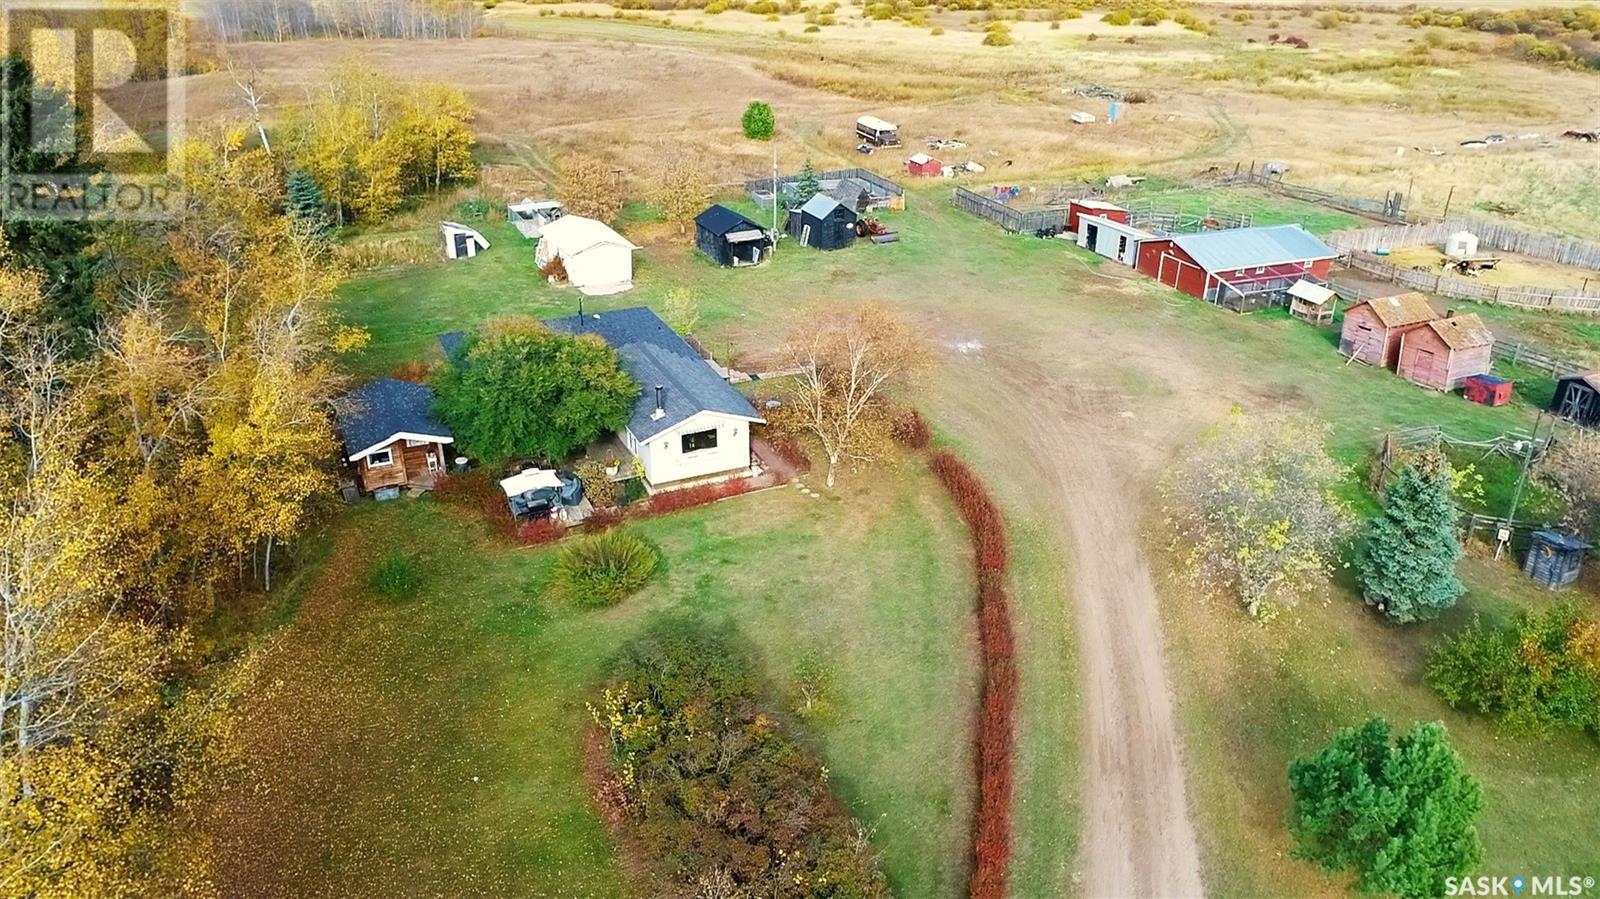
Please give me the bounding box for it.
[334,379,456,496]
[1397,311,1495,391]
[1338,292,1440,368]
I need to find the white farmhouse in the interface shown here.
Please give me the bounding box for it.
[546,307,764,487]
[534,215,640,296]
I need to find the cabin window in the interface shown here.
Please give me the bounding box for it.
[681,428,718,454]
[405,438,429,447]
[367,449,394,468]
[426,453,441,472]
[1255,266,1266,274]
[1303,260,1313,269]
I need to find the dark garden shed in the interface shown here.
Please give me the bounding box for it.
[1552,372,1600,426]
[1523,530,1590,590]
[787,194,858,251]
[694,204,772,267]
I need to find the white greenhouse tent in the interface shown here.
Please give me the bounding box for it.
[533,215,641,296]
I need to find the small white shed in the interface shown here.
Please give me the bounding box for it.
[441,221,489,259]
[507,198,566,239]
[1443,230,1480,259]
[534,215,641,296]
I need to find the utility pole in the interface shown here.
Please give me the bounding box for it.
[771,143,779,255]
[1441,185,1455,221]
[1497,411,1545,560]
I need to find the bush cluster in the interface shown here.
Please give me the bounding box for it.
[434,469,518,538]
[646,478,751,515]
[1427,606,1600,737]
[550,528,660,608]
[890,407,933,450]
[592,623,889,896]
[928,449,1015,899]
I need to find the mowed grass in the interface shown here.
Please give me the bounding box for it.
[1161,549,1600,899]
[213,469,978,898]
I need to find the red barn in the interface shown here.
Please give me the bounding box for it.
[1134,224,1339,312]
[1338,292,1440,368]
[1397,312,1495,391]
[905,153,942,176]
[1066,199,1129,234]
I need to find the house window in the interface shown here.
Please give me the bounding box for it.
[1255,266,1266,274]
[1303,260,1313,269]
[681,428,718,453]
[426,453,441,473]
[367,449,394,468]
[405,438,429,447]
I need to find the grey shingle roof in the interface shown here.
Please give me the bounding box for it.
[695,204,763,236]
[544,307,763,440]
[1172,225,1338,273]
[800,194,844,218]
[334,379,452,458]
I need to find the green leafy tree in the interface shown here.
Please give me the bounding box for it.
[433,319,636,462]
[741,100,776,140]
[285,169,333,241]
[1359,454,1463,623]
[790,159,822,209]
[1289,719,1483,899]
[1427,606,1600,736]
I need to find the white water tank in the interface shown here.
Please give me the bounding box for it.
[1443,230,1479,259]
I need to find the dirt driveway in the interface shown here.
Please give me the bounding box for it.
[933,345,1208,898]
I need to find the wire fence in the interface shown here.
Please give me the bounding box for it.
[1217,169,1407,222]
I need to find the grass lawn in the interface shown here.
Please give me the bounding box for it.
[1162,545,1600,899]
[211,466,978,898]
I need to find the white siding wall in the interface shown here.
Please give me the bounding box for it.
[630,411,756,485]
[1078,216,1143,266]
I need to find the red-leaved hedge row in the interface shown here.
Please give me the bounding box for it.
[646,478,751,515]
[928,449,1017,899]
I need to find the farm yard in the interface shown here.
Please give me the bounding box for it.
[13,3,1600,898]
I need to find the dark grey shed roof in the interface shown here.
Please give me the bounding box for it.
[695,204,765,237]
[333,379,453,459]
[544,307,763,440]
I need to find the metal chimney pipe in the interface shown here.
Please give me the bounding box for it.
[655,385,664,412]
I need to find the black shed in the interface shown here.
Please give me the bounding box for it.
[694,204,772,267]
[787,194,858,251]
[1523,530,1590,590]
[1551,372,1600,427]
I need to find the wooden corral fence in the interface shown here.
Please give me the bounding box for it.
[1331,217,1600,270]
[1338,253,1600,314]
[1218,169,1407,222]
[1491,339,1590,378]
[1125,203,1251,234]
[1372,427,1559,540]
[951,186,1071,233]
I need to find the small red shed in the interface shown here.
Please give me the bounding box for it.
[1463,374,1513,406]
[1066,199,1130,234]
[905,153,942,177]
[1338,292,1440,368]
[1396,312,1495,391]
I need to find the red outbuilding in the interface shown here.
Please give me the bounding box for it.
[905,153,942,177]
[1066,199,1130,234]
[1133,224,1340,312]
[1463,374,1513,406]
[1396,312,1495,391]
[1338,292,1440,368]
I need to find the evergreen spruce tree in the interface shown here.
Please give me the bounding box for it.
[1359,455,1463,623]
[285,169,333,240]
[791,159,822,209]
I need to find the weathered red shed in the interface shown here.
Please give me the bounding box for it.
[1397,312,1495,391]
[1133,225,1339,312]
[1066,199,1130,234]
[1338,292,1440,368]
[905,153,942,177]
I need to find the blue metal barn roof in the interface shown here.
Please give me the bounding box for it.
[1171,225,1338,273]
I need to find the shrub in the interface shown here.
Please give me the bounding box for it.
[575,460,622,509]
[1289,719,1483,897]
[1427,606,1600,737]
[593,622,889,895]
[741,100,775,139]
[435,469,517,537]
[550,528,660,608]
[981,22,1013,44]
[369,550,422,599]
[927,450,1015,899]
[760,428,812,474]
[891,407,933,450]
[789,650,838,723]
[1102,8,1133,25]
[647,478,751,515]
[516,518,563,546]
[805,23,820,30]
